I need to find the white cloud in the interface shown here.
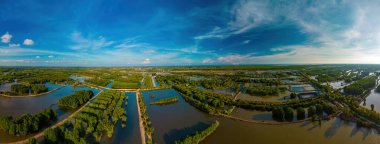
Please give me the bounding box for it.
[23,39,34,45]
[48,55,54,58]
[194,27,228,40]
[217,45,380,64]
[242,40,250,44]
[218,54,252,64]
[0,46,79,57]
[9,43,20,47]
[142,58,151,64]
[194,0,274,40]
[69,31,114,50]
[1,32,12,43]
[143,49,155,54]
[115,39,148,50]
[202,58,213,64]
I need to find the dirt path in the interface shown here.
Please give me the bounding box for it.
[1,90,104,144]
[151,76,156,88]
[136,90,147,144]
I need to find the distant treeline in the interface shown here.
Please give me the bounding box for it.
[344,76,377,95]
[86,78,111,87]
[8,84,48,95]
[246,86,280,96]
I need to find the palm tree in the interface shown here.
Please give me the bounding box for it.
[371,104,375,111]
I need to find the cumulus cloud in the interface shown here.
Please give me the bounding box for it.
[142,58,151,64]
[1,32,12,43]
[23,39,34,45]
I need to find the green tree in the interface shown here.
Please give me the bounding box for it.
[290,93,297,99]
[283,107,294,121]
[27,138,37,144]
[307,106,316,117]
[296,107,305,120]
[44,128,57,144]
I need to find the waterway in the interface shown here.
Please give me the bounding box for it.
[101,92,142,144]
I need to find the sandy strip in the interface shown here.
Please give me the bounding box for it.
[136,90,147,144]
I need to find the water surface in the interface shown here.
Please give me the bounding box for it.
[142,89,213,144]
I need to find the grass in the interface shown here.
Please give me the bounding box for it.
[112,81,140,89]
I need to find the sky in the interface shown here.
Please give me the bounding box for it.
[0,0,380,66]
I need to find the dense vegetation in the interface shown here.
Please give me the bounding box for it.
[143,75,154,89]
[174,85,232,115]
[246,86,280,96]
[0,68,73,85]
[58,90,94,109]
[0,109,57,136]
[31,84,49,94]
[10,84,30,95]
[86,78,111,87]
[150,96,178,105]
[344,76,377,95]
[175,121,219,144]
[250,78,281,86]
[111,74,142,89]
[139,92,154,143]
[44,91,127,143]
[8,84,49,95]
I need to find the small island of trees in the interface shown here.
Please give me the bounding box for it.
[58,90,94,109]
[150,96,178,105]
[175,120,219,144]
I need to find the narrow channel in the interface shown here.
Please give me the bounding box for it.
[105,92,142,144]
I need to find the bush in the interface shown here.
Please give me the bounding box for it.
[307,106,316,117]
[58,90,94,109]
[284,107,294,121]
[296,107,305,120]
[44,128,57,144]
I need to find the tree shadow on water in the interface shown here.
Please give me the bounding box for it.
[299,120,312,128]
[324,119,343,138]
[351,126,373,141]
[163,122,210,143]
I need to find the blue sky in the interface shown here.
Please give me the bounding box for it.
[0,0,380,66]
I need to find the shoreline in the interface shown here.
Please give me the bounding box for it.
[0,85,65,98]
